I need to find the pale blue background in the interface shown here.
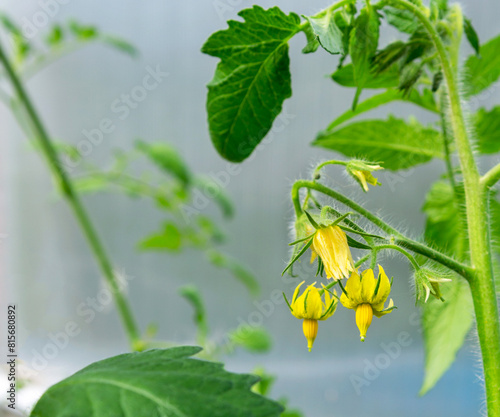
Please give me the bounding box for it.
[1,0,499,416]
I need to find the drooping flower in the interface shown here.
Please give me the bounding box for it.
[340,266,395,341]
[346,160,383,192]
[312,225,355,280]
[286,281,337,351]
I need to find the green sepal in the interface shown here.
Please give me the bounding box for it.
[282,238,313,275]
[346,235,372,250]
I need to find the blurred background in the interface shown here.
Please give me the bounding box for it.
[1,0,499,416]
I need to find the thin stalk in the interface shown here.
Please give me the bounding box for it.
[0,42,142,351]
[481,162,500,190]
[313,160,347,180]
[388,1,500,412]
[373,244,420,270]
[291,180,473,280]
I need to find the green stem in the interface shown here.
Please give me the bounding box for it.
[388,1,500,413]
[313,160,347,179]
[0,42,142,351]
[481,162,500,189]
[438,91,458,195]
[291,180,473,280]
[373,244,420,270]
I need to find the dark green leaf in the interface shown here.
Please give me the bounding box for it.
[464,34,500,96]
[138,223,182,251]
[372,41,408,74]
[202,6,301,162]
[384,7,419,34]
[331,63,399,89]
[349,6,380,91]
[229,326,272,353]
[304,10,345,55]
[136,140,191,186]
[463,18,480,55]
[474,106,500,154]
[398,62,423,95]
[314,116,443,171]
[101,35,138,57]
[30,347,283,417]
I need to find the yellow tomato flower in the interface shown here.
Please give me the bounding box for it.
[346,160,383,192]
[340,266,395,341]
[287,281,337,351]
[312,226,354,280]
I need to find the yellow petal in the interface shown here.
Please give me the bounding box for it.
[355,303,373,342]
[292,281,305,304]
[360,268,376,302]
[305,285,323,319]
[371,265,391,305]
[374,298,395,317]
[303,319,318,351]
[340,271,362,309]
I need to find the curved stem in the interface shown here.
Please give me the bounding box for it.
[291,180,473,280]
[373,244,420,270]
[0,42,142,351]
[481,162,500,190]
[386,1,500,412]
[313,160,347,179]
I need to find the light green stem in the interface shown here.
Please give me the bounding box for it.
[0,42,142,351]
[481,163,500,189]
[388,1,500,413]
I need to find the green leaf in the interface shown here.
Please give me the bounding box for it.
[304,10,345,55]
[326,88,437,130]
[463,17,480,55]
[474,106,500,154]
[420,280,473,395]
[383,7,419,34]
[73,176,110,194]
[349,6,380,92]
[314,116,443,171]
[464,34,500,96]
[202,6,301,162]
[300,25,320,54]
[206,250,260,296]
[193,177,234,218]
[101,35,138,57]
[179,285,208,338]
[30,347,284,417]
[420,181,473,394]
[229,326,272,353]
[331,63,399,89]
[68,21,98,39]
[138,222,182,251]
[136,140,191,186]
[47,25,64,47]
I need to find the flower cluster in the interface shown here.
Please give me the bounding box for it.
[285,219,396,350]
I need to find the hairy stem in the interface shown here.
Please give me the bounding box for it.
[0,42,142,351]
[291,180,473,280]
[388,1,500,413]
